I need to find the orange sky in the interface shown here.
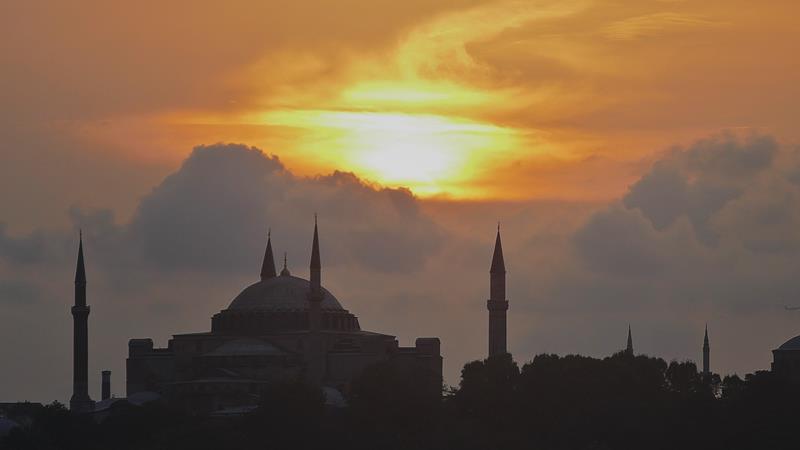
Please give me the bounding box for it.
[3,0,799,206]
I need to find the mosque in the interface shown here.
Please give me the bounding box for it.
[70,219,450,414]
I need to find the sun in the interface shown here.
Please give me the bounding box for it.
[257,109,517,197]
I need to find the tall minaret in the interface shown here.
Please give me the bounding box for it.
[306,216,326,383]
[70,232,93,412]
[626,325,634,356]
[702,324,710,377]
[487,225,509,358]
[260,229,276,281]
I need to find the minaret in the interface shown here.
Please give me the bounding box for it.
[703,324,710,377]
[487,225,509,358]
[305,216,326,383]
[260,229,276,281]
[308,216,323,331]
[626,325,634,356]
[70,232,93,412]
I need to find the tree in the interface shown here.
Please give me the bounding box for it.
[349,360,442,446]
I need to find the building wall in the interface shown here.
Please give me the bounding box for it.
[126,339,175,395]
[126,331,443,412]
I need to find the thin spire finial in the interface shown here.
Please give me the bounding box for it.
[309,214,322,295]
[280,252,290,276]
[310,215,321,270]
[75,230,86,285]
[260,228,277,280]
[626,324,634,355]
[490,226,505,273]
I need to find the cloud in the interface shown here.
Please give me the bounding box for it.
[128,144,443,274]
[622,134,778,244]
[602,12,719,41]
[573,207,668,278]
[0,0,485,121]
[0,223,45,264]
[0,143,445,303]
[0,280,40,305]
[571,133,800,309]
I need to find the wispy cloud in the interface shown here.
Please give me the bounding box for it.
[603,12,720,40]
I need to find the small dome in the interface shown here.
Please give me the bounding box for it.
[227,275,343,311]
[778,335,800,350]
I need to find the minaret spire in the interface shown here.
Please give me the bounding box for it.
[260,228,277,281]
[490,224,505,275]
[309,214,321,297]
[75,229,86,289]
[703,324,710,377]
[308,215,324,329]
[71,231,93,412]
[306,215,326,383]
[487,225,509,358]
[626,325,634,356]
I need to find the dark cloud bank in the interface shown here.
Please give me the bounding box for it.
[2,135,800,402]
[129,144,443,274]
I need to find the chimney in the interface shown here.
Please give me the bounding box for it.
[101,370,111,400]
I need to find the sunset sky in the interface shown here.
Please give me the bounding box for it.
[1,0,800,402]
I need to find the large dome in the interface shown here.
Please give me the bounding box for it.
[778,335,800,350]
[227,274,344,311]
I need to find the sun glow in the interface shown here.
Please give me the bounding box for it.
[158,2,562,198]
[255,109,518,197]
[340,80,496,110]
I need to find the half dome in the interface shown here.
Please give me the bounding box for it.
[778,335,800,350]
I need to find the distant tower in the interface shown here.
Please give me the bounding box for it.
[626,325,634,356]
[260,229,276,281]
[703,324,710,377]
[487,225,509,358]
[70,232,94,412]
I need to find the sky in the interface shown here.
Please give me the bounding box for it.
[1,0,800,402]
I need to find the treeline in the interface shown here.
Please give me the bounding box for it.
[3,352,799,450]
